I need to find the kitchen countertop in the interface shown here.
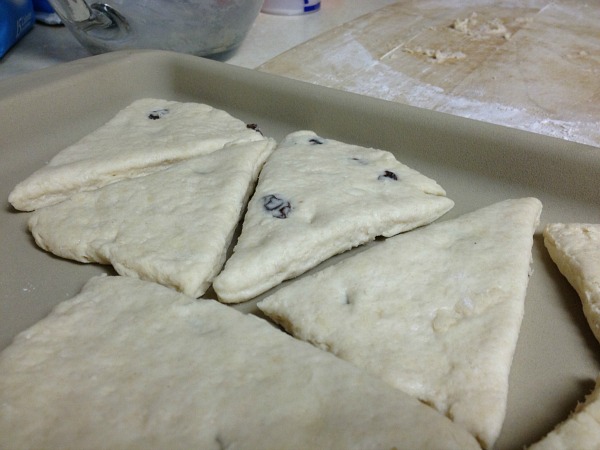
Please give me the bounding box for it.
[0,1,396,77]
[1,0,599,148]
[257,0,600,148]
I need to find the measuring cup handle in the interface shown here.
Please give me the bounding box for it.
[47,0,104,24]
[47,0,129,39]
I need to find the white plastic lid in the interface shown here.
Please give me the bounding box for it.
[261,0,321,15]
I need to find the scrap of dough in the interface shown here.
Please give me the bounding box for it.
[213,130,454,303]
[403,46,466,63]
[9,98,267,211]
[28,139,275,298]
[543,223,600,343]
[527,375,600,449]
[259,198,542,448]
[451,13,512,40]
[0,275,481,450]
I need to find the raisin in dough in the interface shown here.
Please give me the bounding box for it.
[213,130,454,303]
[527,375,600,449]
[543,223,600,343]
[9,98,267,211]
[259,198,542,449]
[28,139,275,298]
[0,275,480,450]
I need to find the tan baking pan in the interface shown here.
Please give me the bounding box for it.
[1,50,599,449]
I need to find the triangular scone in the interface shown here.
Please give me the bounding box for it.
[213,130,454,303]
[0,276,480,450]
[527,375,600,449]
[28,139,275,298]
[543,223,600,343]
[259,198,543,448]
[9,98,267,211]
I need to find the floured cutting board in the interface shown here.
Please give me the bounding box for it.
[259,0,600,148]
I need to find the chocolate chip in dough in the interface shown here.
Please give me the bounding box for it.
[246,123,263,135]
[262,194,292,219]
[378,170,398,181]
[148,109,169,120]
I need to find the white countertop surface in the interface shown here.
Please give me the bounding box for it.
[1,0,599,149]
[0,1,396,79]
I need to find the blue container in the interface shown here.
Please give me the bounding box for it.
[32,0,53,13]
[32,0,61,24]
[0,0,35,57]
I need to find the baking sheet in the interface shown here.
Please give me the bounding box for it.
[1,49,599,449]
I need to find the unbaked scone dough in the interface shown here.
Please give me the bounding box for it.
[28,139,275,298]
[9,98,267,211]
[0,275,480,450]
[544,223,600,343]
[528,375,600,449]
[213,130,454,303]
[259,197,542,448]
